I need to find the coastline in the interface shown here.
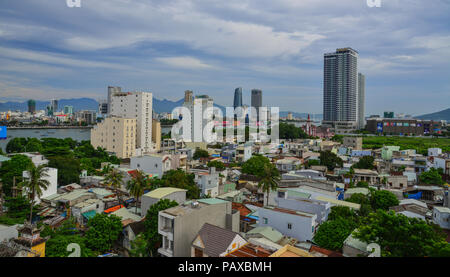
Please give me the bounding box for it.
[7,126,93,129]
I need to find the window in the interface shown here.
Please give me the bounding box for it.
[287,223,292,230]
[263,217,268,224]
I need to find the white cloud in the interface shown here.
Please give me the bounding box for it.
[155,56,215,70]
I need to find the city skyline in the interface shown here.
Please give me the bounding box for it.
[0,0,449,116]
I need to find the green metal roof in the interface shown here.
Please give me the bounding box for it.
[82,210,97,220]
[143,187,187,199]
[197,198,228,205]
[247,226,283,243]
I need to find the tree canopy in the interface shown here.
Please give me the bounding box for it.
[419,168,444,185]
[352,156,375,170]
[85,213,123,253]
[319,151,343,171]
[241,155,272,177]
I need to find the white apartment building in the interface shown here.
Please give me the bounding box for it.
[109,90,153,154]
[91,117,137,159]
[182,94,214,143]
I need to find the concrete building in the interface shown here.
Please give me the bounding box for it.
[152,119,161,152]
[251,89,262,122]
[191,223,246,257]
[130,154,187,178]
[322,48,359,132]
[233,87,243,110]
[194,167,220,198]
[91,117,137,159]
[432,206,450,230]
[358,73,365,129]
[21,153,49,167]
[27,100,36,114]
[343,136,362,150]
[75,110,97,125]
[183,94,213,143]
[141,187,187,217]
[366,118,443,136]
[109,90,153,154]
[258,206,317,242]
[158,198,240,257]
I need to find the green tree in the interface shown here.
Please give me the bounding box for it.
[85,213,123,253]
[0,155,33,196]
[241,155,272,177]
[353,156,375,170]
[279,122,309,139]
[18,164,50,224]
[313,217,357,251]
[419,168,444,185]
[193,148,209,160]
[46,234,93,257]
[305,159,320,168]
[257,163,280,205]
[370,190,399,210]
[24,138,43,153]
[104,168,124,204]
[207,160,225,170]
[143,199,178,256]
[356,181,369,188]
[127,170,149,213]
[354,210,449,257]
[5,137,27,153]
[345,193,373,217]
[129,234,149,257]
[47,156,81,186]
[159,169,199,199]
[319,151,343,171]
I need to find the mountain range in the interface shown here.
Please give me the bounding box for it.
[416,108,450,121]
[0,97,321,120]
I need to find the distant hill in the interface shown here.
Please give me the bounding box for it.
[416,108,450,121]
[0,98,98,112]
[0,97,317,119]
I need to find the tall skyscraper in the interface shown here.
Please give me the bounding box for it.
[233,87,243,109]
[28,100,36,114]
[184,90,194,103]
[107,86,122,115]
[64,105,74,115]
[251,89,262,121]
[323,48,359,132]
[183,94,213,142]
[109,90,153,154]
[358,73,365,129]
[51,99,58,114]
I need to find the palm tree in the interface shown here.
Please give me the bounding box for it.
[19,164,50,225]
[257,164,281,206]
[103,168,124,205]
[127,170,149,214]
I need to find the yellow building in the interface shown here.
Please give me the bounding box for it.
[152,119,161,152]
[15,223,48,257]
[91,117,137,159]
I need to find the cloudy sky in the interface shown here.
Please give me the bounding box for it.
[0,0,449,116]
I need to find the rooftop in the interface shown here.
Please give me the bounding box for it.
[269,245,314,257]
[143,187,187,199]
[246,226,283,243]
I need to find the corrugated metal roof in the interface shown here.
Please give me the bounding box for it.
[143,187,187,199]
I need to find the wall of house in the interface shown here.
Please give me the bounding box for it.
[258,208,317,242]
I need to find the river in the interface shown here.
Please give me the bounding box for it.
[0,128,92,151]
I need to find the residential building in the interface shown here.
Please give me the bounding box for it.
[358,73,365,129]
[342,231,369,257]
[269,244,314,257]
[183,94,213,142]
[141,187,187,217]
[322,48,359,132]
[109,89,153,154]
[130,153,187,178]
[63,105,73,115]
[194,167,220,197]
[432,206,450,230]
[191,223,246,257]
[75,110,97,125]
[157,198,240,257]
[152,119,161,152]
[91,117,137,159]
[343,136,362,150]
[258,206,317,242]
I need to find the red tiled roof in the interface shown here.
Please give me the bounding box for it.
[309,245,343,257]
[225,243,273,258]
[232,202,252,217]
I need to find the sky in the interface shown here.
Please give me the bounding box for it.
[0,0,449,116]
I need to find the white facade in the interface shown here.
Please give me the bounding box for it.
[182,95,214,142]
[194,167,220,197]
[428,148,442,157]
[22,167,58,204]
[433,206,450,230]
[22,153,49,167]
[110,91,153,154]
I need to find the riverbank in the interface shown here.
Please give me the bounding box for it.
[7,126,93,129]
